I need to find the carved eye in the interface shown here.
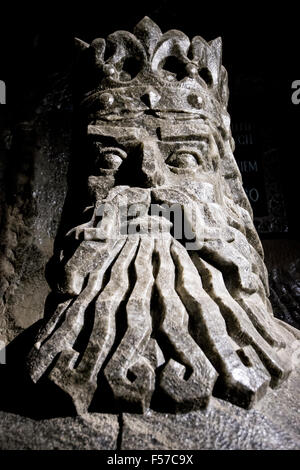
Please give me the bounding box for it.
[100,152,123,169]
[94,146,127,170]
[166,151,199,169]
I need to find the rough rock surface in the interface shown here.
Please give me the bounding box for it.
[121,368,300,450]
[263,240,300,330]
[0,368,299,450]
[0,76,71,345]
[0,412,119,450]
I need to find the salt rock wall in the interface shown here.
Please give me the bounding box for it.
[0,76,71,344]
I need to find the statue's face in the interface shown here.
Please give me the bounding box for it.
[86,118,225,245]
[88,118,221,189]
[38,113,292,417]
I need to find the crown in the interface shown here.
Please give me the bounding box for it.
[74,17,230,131]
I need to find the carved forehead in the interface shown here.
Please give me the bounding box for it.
[158,121,210,141]
[88,125,149,142]
[88,121,211,144]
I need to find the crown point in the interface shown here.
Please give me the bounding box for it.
[209,36,222,49]
[134,16,162,34]
[209,37,222,62]
[134,16,162,57]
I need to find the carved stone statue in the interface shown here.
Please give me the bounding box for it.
[27,17,300,414]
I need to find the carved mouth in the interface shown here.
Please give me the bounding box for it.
[121,214,173,236]
[68,186,199,247]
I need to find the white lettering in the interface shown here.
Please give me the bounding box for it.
[0,80,5,104]
[291,80,300,105]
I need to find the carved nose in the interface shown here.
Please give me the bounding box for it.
[138,139,165,188]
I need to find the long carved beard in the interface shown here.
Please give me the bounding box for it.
[27,187,300,414]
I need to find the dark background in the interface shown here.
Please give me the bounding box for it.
[0,0,299,236]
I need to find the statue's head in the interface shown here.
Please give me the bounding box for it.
[72,17,253,248]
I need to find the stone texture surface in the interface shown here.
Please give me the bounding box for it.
[121,368,300,450]
[0,369,299,450]
[0,412,119,450]
[263,240,300,330]
[0,77,71,345]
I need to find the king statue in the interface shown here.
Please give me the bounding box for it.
[26,17,300,414]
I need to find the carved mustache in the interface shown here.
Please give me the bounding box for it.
[66,186,233,249]
[60,185,269,299]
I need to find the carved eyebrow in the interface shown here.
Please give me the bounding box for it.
[98,147,128,159]
[159,122,210,141]
[88,125,148,142]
